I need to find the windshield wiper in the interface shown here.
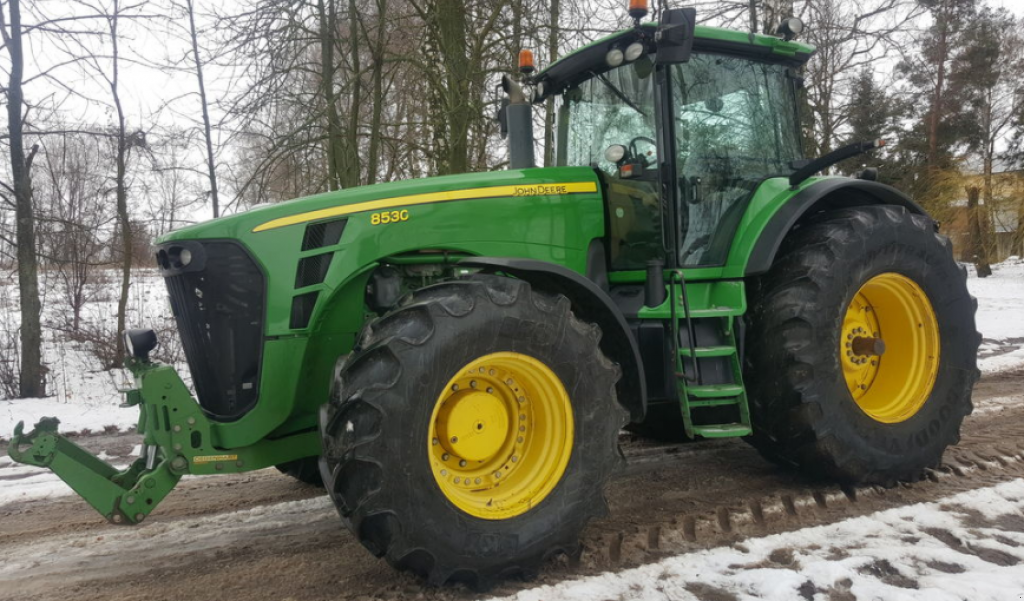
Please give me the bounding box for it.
[596,72,646,117]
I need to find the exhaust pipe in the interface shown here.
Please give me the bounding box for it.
[501,75,535,170]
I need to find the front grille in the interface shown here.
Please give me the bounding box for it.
[159,241,265,421]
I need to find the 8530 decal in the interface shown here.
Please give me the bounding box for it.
[370,209,410,225]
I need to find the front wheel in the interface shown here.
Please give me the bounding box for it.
[319,275,627,588]
[744,206,980,484]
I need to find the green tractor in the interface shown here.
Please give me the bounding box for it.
[10,4,978,588]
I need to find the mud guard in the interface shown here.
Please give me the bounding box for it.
[745,179,930,276]
[459,257,647,421]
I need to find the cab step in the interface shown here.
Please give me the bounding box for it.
[678,345,736,358]
[685,383,744,398]
[692,423,752,438]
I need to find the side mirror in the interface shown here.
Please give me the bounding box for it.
[655,7,696,64]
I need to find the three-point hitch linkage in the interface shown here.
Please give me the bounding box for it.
[8,344,319,525]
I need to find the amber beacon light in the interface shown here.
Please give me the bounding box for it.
[628,0,648,20]
[518,49,535,74]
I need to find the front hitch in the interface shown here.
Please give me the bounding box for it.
[8,415,182,524]
[7,358,321,525]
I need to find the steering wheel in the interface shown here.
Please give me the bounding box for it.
[628,136,657,166]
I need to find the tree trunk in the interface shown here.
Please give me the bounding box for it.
[928,2,949,169]
[185,0,219,218]
[110,1,132,367]
[4,0,45,398]
[318,0,345,190]
[966,185,992,277]
[365,0,387,185]
[341,0,363,188]
[435,0,470,175]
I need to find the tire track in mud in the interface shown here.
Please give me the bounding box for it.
[1,370,1022,601]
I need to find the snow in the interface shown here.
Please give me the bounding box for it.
[968,257,1024,374]
[490,478,1024,601]
[0,396,137,439]
[0,269,187,440]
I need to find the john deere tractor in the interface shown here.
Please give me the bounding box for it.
[10,4,978,588]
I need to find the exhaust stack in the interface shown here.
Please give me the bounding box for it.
[501,75,535,170]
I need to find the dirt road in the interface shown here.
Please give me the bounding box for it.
[2,369,1022,601]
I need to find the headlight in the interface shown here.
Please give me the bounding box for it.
[625,42,645,62]
[123,329,159,361]
[606,48,624,67]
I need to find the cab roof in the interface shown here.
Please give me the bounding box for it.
[532,23,815,98]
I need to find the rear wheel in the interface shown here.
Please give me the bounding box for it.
[745,206,980,484]
[319,275,627,588]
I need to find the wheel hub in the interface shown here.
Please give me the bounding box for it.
[436,391,509,462]
[427,352,573,520]
[841,273,940,423]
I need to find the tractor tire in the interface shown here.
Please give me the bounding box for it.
[274,457,323,486]
[318,275,627,588]
[744,206,980,485]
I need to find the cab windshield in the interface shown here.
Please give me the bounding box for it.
[558,53,801,269]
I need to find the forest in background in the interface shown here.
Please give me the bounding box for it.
[1,0,1023,398]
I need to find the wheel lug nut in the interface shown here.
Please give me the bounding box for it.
[470,380,477,388]
[440,469,448,476]
[506,379,514,386]
[432,438,439,445]
[475,477,482,484]
[511,456,518,463]
[494,471,501,478]
[487,387,494,393]
[518,396,525,403]
[450,436,458,443]
[442,453,449,461]
[454,477,460,484]
[452,384,459,391]
[459,460,467,467]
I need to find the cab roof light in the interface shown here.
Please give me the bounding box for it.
[628,0,648,21]
[776,17,804,41]
[518,49,535,74]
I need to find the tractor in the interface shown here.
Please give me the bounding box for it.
[9,3,979,589]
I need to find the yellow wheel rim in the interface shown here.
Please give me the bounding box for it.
[841,272,940,423]
[428,352,574,520]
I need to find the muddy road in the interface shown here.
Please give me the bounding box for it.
[1,369,1022,601]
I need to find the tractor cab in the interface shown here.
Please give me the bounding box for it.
[520,17,813,271]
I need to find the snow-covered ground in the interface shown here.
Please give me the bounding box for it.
[969,258,1024,374]
[490,478,1024,601]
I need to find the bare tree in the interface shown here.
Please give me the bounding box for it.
[36,131,112,331]
[182,0,220,218]
[1,0,45,397]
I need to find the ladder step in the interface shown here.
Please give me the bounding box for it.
[692,423,752,438]
[688,398,741,408]
[679,345,736,358]
[685,384,744,398]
